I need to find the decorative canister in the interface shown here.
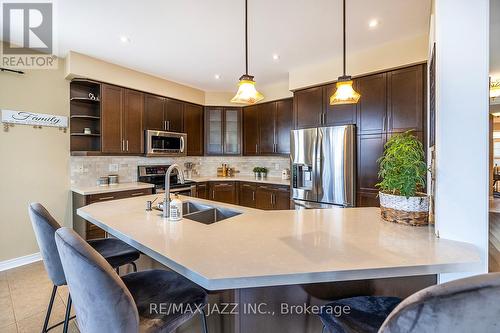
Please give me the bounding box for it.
[108,174,119,185]
[97,176,109,187]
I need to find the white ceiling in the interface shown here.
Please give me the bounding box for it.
[55,0,431,91]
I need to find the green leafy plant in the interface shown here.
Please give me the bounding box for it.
[376,131,427,198]
[252,167,268,173]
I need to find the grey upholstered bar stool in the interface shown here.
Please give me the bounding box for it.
[55,227,208,333]
[29,203,141,333]
[319,272,500,333]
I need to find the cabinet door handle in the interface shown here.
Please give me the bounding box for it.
[255,144,258,153]
[383,115,387,132]
[252,191,255,201]
[164,120,167,130]
[122,140,125,151]
[130,192,144,196]
[167,120,170,130]
[99,196,114,201]
[126,140,129,151]
[212,190,215,198]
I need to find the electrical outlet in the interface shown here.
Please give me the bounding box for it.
[109,164,119,172]
[274,163,280,170]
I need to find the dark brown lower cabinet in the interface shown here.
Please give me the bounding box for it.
[196,182,209,199]
[356,131,425,207]
[357,191,380,208]
[239,182,257,208]
[255,184,290,210]
[73,188,153,240]
[209,181,238,204]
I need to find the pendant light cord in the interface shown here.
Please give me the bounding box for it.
[343,0,346,77]
[245,0,248,76]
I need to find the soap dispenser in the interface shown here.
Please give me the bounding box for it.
[169,194,183,221]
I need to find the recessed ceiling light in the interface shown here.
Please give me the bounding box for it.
[214,74,221,80]
[368,19,379,29]
[272,54,280,61]
[120,36,131,43]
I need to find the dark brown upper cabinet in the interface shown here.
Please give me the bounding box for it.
[123,90,144,154]
[242,104,260,155]
[101,84,123,153]
[144,94,184,132]
[183,103,204,156]
[294,86,323,129]
[387,65,424,133]
[258,103,276,154]
[356,73,388,135]
[144,94,165,131]
[165,98,184,132]
[323,84,357,126]
[275,99,293,154]
[101,85,144,154]
[205,107,241,156]
[243,98,293,156]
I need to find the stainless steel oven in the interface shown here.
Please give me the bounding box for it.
[145,130,186,157]
[138,165,197,196]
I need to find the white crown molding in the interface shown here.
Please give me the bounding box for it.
[0,252,42,272]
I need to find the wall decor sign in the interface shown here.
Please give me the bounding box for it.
[1,109,68,128]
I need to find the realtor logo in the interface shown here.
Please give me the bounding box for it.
[1,2,57,69]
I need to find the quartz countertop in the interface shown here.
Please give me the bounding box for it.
[77,195,481,290]
[71,182,154,196]
[188,175,290,186]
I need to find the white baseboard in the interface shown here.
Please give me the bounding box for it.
[0,252,42,272]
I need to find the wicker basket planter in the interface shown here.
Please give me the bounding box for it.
[379,192,429,226]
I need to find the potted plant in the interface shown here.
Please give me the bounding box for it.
[253,167,268,180]
[260,167,268,179]
[253,167,262,180]
[376,131,429,226]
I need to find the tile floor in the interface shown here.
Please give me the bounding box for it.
[0,261,79,333]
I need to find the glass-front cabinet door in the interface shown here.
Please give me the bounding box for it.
[223,108,241,155]
[206,108,223,155]
[205,107,241,155]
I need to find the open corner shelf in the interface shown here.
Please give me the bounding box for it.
[70,115,100,120]
[70,97,100,103]
[70,79,102,153]
[70,133,101,137]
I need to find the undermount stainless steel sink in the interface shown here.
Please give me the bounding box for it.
[155,200,241,224]
[183,207,241,225]
[155,201,210,214]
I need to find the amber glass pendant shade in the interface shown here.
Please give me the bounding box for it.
[231,75,264,104]
[329,0,361,105]
[330,78,361,105]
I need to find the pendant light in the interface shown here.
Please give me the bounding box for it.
[231,0,264,104]
[330,0,361,105]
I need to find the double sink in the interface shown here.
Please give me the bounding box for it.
[155,201,241,224]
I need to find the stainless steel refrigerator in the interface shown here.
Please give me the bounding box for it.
[291,125,355,208]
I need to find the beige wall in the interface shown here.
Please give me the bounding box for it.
[65,51,205,105]
[0,58,70,261]
[289,34,428,90]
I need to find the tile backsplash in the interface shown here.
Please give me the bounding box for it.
[71,156,290,187]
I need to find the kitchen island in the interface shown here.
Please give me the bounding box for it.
[77,195,481,333]
[77,194,480,290]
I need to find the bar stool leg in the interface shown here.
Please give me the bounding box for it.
[130,262,137,272]
[42,285,58,333]
[116,267,119,275]
[200,308,208,333]
[62,295,72,333]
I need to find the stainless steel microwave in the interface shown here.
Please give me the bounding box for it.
[144,130,187,157]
